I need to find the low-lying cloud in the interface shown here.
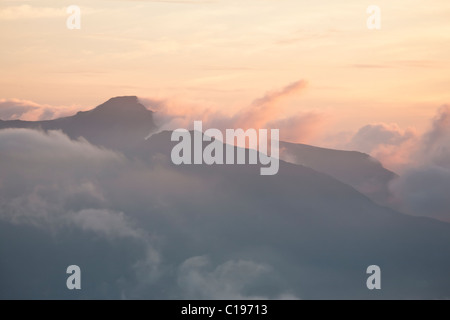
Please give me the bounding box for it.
[0,128,298,298]
[381,106,450,221]
[2,92,449,224]
[315,105,450,222]
[389,166,450,221]
[420,105,450,168]
[0,98,88,121]
[177,256,296,300]
[347,123,419,173]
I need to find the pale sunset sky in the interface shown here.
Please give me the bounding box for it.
[1,0,449,153]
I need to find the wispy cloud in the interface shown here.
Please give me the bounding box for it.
[0,98,88,121]
[141,80,326,144]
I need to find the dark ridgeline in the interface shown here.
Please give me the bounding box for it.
[0,96,157,153]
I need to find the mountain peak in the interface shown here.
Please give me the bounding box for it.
[106,96,139,104]
[91,96,148,113]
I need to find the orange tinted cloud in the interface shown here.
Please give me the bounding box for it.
[336,106,450,173]
[346,123,419,172]
[421,105,450,166]
[267,113,326,144]
[141,80,326,144]
[233,80,308,130]
[0,99,88,121]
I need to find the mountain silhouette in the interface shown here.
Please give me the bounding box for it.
[0,96,157,152]
[0,96,395,204]
[1,97,450,299]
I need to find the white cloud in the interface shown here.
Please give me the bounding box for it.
[71,209,144,240]
[177,256,299,300]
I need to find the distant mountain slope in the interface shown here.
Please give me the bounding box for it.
[0,96,156,152]
[280,141,397,206]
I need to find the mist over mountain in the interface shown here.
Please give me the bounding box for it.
[0,96,395,204]
[0,96,449,299]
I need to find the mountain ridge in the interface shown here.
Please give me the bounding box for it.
[0,96,157,152]
[0,96,396,206]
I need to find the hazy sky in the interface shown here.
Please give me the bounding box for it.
[1,0,449,135]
